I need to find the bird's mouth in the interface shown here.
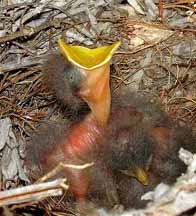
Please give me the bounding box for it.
[58,39,120,70]
[58,39,121,126]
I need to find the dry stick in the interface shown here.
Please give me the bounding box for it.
[159,0,163,21]
[167,96,196,106]
[0,162,93,207]
[116,32,175,55]
[0,179,67,207]
[0,58,44,74]
[0,19,62,44]
[164,0,196,8]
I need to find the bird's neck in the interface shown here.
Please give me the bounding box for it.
[65,116,105,158]
[83,64,111,127]
[88,90,111,127]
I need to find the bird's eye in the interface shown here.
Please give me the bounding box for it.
[64,66,84,90]
[69,74,74,81]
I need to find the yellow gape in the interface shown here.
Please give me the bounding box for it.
[57,39,121,126]
[58,39,120,70]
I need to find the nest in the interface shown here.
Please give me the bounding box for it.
[0,0,196,215]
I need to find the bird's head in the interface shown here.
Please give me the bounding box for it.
[58,39,121,126]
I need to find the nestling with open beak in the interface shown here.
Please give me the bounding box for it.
[27,40,123,209]
[26,39,196,211]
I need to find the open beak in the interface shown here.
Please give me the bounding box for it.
[121,167,149,186]
[58,39,121,126]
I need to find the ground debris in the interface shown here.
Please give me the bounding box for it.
[0,118,29,188]
[0,0,196,215]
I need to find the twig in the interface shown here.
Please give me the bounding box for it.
[159,0,163,20]
[0,57,44,74]
[0,179,67,207]
[0,20,62,44]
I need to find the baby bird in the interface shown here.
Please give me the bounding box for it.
[26,40,196,211]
